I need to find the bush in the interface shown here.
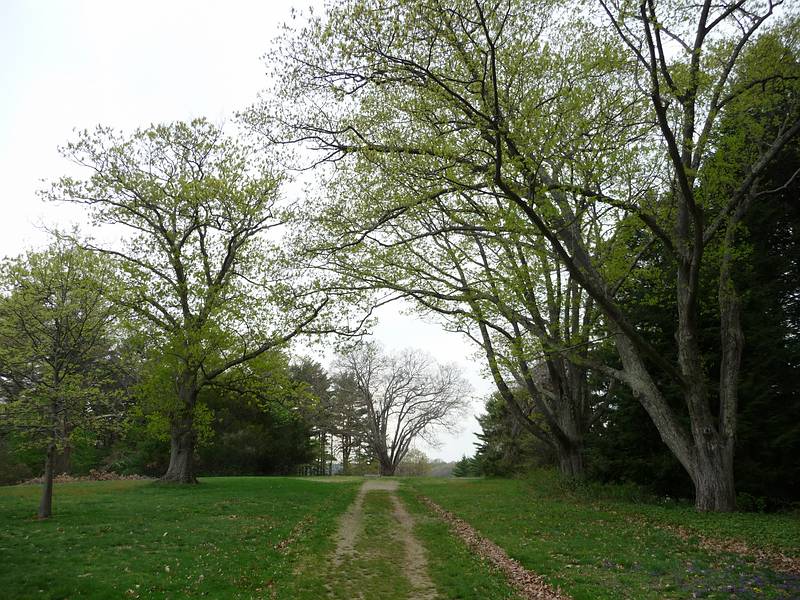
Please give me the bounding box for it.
[0,451,33,486]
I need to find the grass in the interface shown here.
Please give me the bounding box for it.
[281,489,412,599]
[283,483,523,600]
[1,476,517,600]
[0,477,359,599]
[3,474,797,599]
[547,473,800,554]
[398,487,523,599]
[407,476,800,599]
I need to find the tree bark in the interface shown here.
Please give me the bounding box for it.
[691,438,736,512]
[161,372,200,483]
[615,332,737,511]
[161,412,198,484]
[54,444,72,475]
[379,461,396,476]
[555,439,584,479]
[37,443,56,520]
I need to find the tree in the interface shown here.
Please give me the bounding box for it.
[196,351,315,476]
[329,371,370,472]
[586,32,800,504]
[0,242,124,518]
[734,165,800,504]
[474,391,554,476]
[333,342,469,475]
[44,120,340,483]
[397,447,432,476]
[255,0,800,510]
[592,0,800,512]
[290,357,335,474]
[298,190,613,477]
[452,455,480,477]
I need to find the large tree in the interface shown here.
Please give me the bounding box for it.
[0,242,124,518]
[44,119,345,483]
[290,357,336,474]
[301,194,612,477]
[254,0,800,510]
[587,29,800,502]
[333,342,469,475]
[195,350,316,476]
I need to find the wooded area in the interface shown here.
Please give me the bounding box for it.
[1,0,798,517]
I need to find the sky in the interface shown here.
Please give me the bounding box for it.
[0,0,493,461]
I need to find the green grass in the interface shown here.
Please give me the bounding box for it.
[0,477,358,599]
[280,489,413,599]
[398,487,523,599]
[4,475,797,599]
[407,477,800,600]
[540,472,800,555]
[283,483,523,600]
[0,476,527,599]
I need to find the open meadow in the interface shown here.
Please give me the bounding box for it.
[2,475,798,599]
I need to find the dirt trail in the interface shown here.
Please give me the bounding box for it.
[333,479,438,599]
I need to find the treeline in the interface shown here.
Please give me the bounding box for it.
[0,348,317,482]
[0,230,463,519]
[0,337,456,485]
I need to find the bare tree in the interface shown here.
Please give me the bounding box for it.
[334,342,470,475]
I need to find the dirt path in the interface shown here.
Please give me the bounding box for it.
[333,479,438,599]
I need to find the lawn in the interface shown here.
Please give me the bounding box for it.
[407,476,800,600]
[3,475,799,599]
[0,477,359,599]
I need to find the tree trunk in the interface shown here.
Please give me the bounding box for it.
[342,436,351,473]
[615,332,739,511]
[161,413,197,483]
[54,444,72,475]
[556,440,584,478]
[162,373,199,483]
[320,432,326,474]
[379,461,396,476]
[690,435,736,511]
[38,443,56,520]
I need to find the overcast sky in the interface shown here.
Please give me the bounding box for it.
[0,0,493,461]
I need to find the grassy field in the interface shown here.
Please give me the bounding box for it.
[2,474,798,599]
[407,476,800,599]
[0,477,518,600]
[0,477,359,599]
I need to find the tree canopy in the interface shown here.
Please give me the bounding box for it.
[248,0,800,510]
[0,241,125,517]
[43,119,347,482]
